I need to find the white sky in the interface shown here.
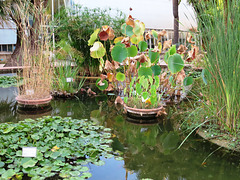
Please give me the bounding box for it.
[74,0,197,30]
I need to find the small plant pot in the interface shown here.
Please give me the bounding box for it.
[16,95,52,111]
[124,104,165,119]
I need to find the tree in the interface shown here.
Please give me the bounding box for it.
[0,0,51,67]
[172,0,179,45]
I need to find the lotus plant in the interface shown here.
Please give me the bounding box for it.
[88,14,193,109]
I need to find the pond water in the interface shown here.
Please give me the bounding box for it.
[1,85,240,180]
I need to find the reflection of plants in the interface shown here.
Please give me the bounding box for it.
[0,116,115,179]
[0,99,18,123]
[0,76,22,88]
[52,65,85,95]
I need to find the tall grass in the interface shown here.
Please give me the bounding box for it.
[196,0,240,133]
[16,1,53,100]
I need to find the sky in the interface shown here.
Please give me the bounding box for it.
[73,0,197,30]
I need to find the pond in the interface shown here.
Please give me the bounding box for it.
[1,85,240,180]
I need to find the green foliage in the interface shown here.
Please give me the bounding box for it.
[96,79,108,90]
[0,76,22,88]
[111,45,128,63]
[52,65,85,94]
[54,5,125,73]
[196,0,240,133]
[0,116,115,179]
[168,54,184,74]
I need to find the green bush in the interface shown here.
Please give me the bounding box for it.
[54,5,126,76]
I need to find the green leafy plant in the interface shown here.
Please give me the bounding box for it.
[0,76,22,88]
[54,5,126,76]
[196,0,240,134]
[52,65,85,96]
[0,116,120,179]
[88,14,193,109]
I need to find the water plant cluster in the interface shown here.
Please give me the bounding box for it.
[0,76,21,88]
[0,116,119,179]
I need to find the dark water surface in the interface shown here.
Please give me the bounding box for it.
[1,86,240,180]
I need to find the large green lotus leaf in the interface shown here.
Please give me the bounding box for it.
[183,76,193,86]
[127,45,138,57]
[88,28,100,46]
[96,79,108,91]
[138,67,153,77]
[169,45,176,55]
[133,20,145,36]
[152,30,158,40]
[121,23,134,37]
[148,48,160,63]
[151,65,161,76]
[168,54,184,74]
[116,72,126,82]
[90,42,106,58]
[2,169,15,179]
[111,45,128,63]
[21,158,38,168]
[138,41,148,52]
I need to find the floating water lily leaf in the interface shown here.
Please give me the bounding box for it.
[138,67,153,77]
[90,42,106,59]
[111,45,128,63]
[127,45,138,57]
[21,158,38,168]
[88,28,100,46]
[96,79,108,90]
[151,65,161,76]
[121,23,134,37]
[116,72,126,82]
[2,169,15,179]
[168,54,184,74]
[183,76,193,86]
[139,41,148,52]
[148,48,160,63]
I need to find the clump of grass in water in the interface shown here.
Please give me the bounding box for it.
[196,0,240,134]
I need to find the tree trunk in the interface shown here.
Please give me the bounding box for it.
[173,0,179,45]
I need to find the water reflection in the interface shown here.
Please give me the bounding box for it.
[1,87,240,180]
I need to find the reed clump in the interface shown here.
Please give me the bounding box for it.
[16,0,53,100]
[196,0,240,134]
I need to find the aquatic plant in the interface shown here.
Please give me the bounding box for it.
[196,0,240,133]
[52,65,85,96]
[0,76,22,88]
[0,116,118,179]
[88,14,193,109]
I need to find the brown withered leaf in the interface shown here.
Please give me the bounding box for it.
[189,27,198,33]
[152,46,160,53]
[101,25,115,40]
[97,79,105,86]
[104,60,114,71]
[126,15,135,27]
[99,31,109,41]
[156,107,167,117]
[115,96,124,105]
[176,69,186,85]
[100,74,107,81]
[187,35,195,44]
[134,53,147,63]
[129,63,137,74]
[105,83,114,91]
[177,44,188,54]
[158,30,167,40]
[160,72,167,82]
[145,31,151,41]
[107,72,114,82]
[186,46,197,62]
[121,37,131,48]
[87,88,96,96]
[112,60,120,69]
[163,39,172,50]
